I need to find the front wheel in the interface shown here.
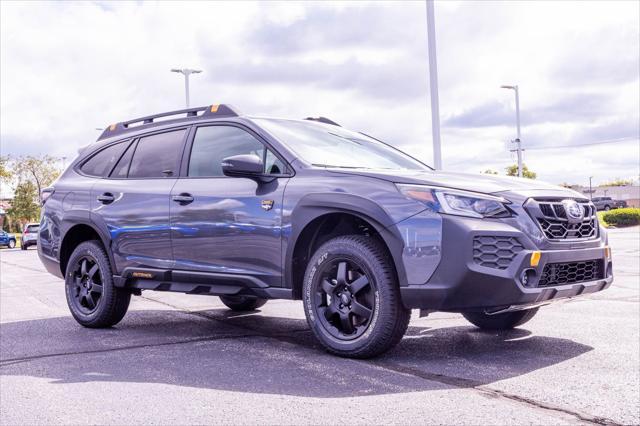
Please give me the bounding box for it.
[65,240,131,328]
[8,240,15,249]
[462,308,538,330]
[303,235,410,358]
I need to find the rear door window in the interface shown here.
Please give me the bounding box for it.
[80,141,129,177]
[128,129,187,178]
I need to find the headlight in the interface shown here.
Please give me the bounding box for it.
[396,184,511,218]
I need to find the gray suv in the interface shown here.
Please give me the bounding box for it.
[38,104,613,358]
[592,197,624,211]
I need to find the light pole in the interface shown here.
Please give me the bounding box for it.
[171,68,202,108]
[589,176,593,200]
[501,85,523,177]
[426,0,442,170]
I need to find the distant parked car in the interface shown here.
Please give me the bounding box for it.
[592,197,616,211]
[21,223,40,250]
[614,200,628,208]
[0,230,17,249]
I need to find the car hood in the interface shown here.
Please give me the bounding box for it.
[331,168,584,197]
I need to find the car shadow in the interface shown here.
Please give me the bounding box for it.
[0,308,593,397]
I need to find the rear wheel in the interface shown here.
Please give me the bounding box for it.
[219,295,267,311]
[604,205,611,211]
[8,240,15,249]
[303,235,410,358]
[462,308,538,330]
[65,240,130,328]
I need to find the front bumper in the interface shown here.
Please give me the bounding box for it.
[400,215,612,312]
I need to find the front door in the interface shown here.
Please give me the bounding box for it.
[170,124,289,287]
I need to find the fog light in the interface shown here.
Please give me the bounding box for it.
[520,268,536,287]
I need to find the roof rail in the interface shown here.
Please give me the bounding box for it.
[304,116,341,127]
[97,104,241,141]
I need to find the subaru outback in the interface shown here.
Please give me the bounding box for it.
[38,104,613,358]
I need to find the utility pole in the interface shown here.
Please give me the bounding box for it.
[501,85,523,177]
[171,68,202,108]
[426,0,442,170]
[589,176,593,200]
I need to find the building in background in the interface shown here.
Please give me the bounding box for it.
[572,184,640,207]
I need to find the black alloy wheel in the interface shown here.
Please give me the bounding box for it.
[303,235,410,358]
[314,258,375,340]
[69,256,104,314]
[65,240,131,328]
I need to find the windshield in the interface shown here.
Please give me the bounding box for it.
[254,118,430,170]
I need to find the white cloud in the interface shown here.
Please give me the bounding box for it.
[1,0,638,188]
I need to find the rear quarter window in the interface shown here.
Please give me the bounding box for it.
[80,141,130,177]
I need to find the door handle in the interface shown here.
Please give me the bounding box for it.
[97,193,115,204]
[172,193,194,205]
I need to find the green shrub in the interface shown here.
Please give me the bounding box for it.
[599,208,640,227]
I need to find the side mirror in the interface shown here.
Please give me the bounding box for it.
[221,154,264,178]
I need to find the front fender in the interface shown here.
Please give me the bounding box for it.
[284,192,408,289]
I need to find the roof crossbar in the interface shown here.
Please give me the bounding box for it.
[98,104,240,141]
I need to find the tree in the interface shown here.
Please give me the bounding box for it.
[7,181,40,224]
[506,163,537,179]
[0,156,10,181]
[600,178,633,187]
[0,156,11,200]
[558,182,579,188]
[12,155,61,197]
[482,169,499,175]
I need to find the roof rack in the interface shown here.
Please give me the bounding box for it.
[97,104,240,141]
[304,116,341,127]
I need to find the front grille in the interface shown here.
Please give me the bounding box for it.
[473,236,524,269]
[525,198,598,241]
[538,259,603,287]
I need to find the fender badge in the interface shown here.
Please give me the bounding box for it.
[261,200,274,211]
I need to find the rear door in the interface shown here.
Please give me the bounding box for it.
[90,128,188,273]
[170,124,290,287]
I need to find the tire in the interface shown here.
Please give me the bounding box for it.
[65,240,131,328]
[462,308,539,330]
[8,240,15,249]
[219,295,267,311]
[604,205,611,211]
[303,235,410,358]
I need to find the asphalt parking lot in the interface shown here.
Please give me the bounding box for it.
[1,228,638,425]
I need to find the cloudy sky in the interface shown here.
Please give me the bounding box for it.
[1,0,638,188]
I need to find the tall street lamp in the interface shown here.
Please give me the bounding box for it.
[171,68,202,108]
[501,85,523,178]
[426,0,442,170]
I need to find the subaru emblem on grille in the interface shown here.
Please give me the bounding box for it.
[562,199,584,222]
